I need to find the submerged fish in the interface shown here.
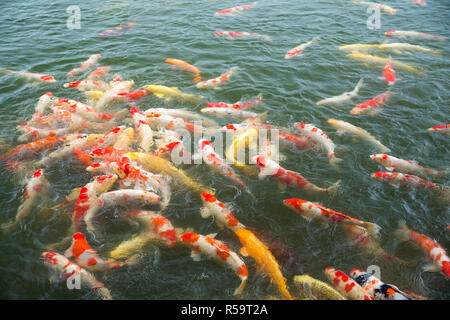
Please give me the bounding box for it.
[370,154,445,178]
[214,31,271,41]
[67,54,101,77]
[384,30,445,41]
[346,52,423,73]
[1,68,56,83]
[98,19,136,37]
[351,1,397,14]
[284,37,319,59]
[214,3,257,17]
[316,79,364,106]
[165,58,201,82]
[293,274,346,300]
[145,84,204,104]
[428,124,450,135]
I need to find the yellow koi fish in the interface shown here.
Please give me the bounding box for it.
[292,274,347,300]
[145,84,204,104]
[346,52,423,73]
[225,127,260,176]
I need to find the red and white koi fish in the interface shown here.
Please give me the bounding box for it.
[370,154,445,178]
[116,88,151,101]
[29,92,54,122]
[67,54,101,77]
[1,68,56,83]
[200,193,245,231]
[214,31,271,41]
[214,2,257,17]
[55,98,126,122]
[0,137,66,161]
[385,30,445,41]
[294,122,342,167]
[428,124,450,135]
[65,232,123,271]
[351,1,397,14]
[180,232,248,295]
[198,139,245,186]
[284,37,319,59]
[316,79,364,106]
[283,198,380,238]
[381,59,396,86]
[127,211,178,247]
[146,113,200,133]
[412,0,426,6]
[154,130,185,158]
[16,125,70,142]
[145,108,216,127]
[371,171,440,190]
[253,155,340,195]
[130,107,153,152]
[350,269,415,300]
[86,66,110,80]
[206,94,262,110]
[277,133,315,150]
[324,267,374,300]
[63,80,108,91]
[91,126,126,149]
[196,67,238,90]
[94,80,135,108]
[41,251,112,300]
[1,169,49,233]
[350,90,392,115]
[201,107,259,120]
[51,106,117,132]
[395,221,450,278]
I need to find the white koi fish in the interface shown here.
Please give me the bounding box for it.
[1,68,56,83]
[200,193,245,231]
[86,66,110,80]
[385,30,445,41]
[370,154,445,178]
[351,1,397,14]
[316,79,364,106]
[63,80,108,91]
[130,107,153,152]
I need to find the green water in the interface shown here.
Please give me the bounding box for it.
[0,0,449,300]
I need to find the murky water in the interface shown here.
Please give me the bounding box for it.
[0,0,449,300]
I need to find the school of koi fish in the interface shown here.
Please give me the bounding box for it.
[0,1,448,300]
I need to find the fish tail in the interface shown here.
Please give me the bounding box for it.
[124,253,141,266]
[233,278,247,296]
[364,222,382,239]
[437,185,450,204]
[193,74,201,82]
[394,220,410,242]
[329,154,343,168]
[1,220,18,235]
[431,49,442,56]
[350,0,361,6]
[326,180,341,196]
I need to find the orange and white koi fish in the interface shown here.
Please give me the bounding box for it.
[1,68,56,83]
[65,232,123,271]
[146,112,201,133]
[0,137,66,162]
[130,107,153,152]
[154,130,186,159]
[41,252,112,300]
[116,88,151,101]
[63,80,108,91]
[198,139,245,186]
[180,232,248,296]
[324,267,374,300]
[214,30,271,41]
[196,67,238,90]
[206,94,262,110]
[316,79,364,106]
[214,3,257,17]
[371,171,443,191]
[284,198,380,238]
[384,30,445,41]
[55,98,125,122]
[350,90,392,115]
[350,269,415,300]
[412,0,426,6]
[86,66,110,80]
[165,58,201,82]
[294,122,342,167]
[277,133,315,150]
[94,80,135,108]
[1,169,49,233]
[381,59,396,86]
[145,108,216,127]
[370,154,445,178]
[28,92,54,123]
[253,155,340,195]
[234,228,292,299]
[91,126,126,149]
[428,124,450,135]
[16,125,70,143]
[396,221,450,277]
[127,211,178,247]
[351,1,397,14]
[200,193,245,231]
[284,37,319,59]
[328,119,390,153]
[201,107,259,120]
[67,54,101,77]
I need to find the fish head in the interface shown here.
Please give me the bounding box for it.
[384,30,395,36]
[200,192,217,204]
[283,198,307,211]
[327,119,339,127]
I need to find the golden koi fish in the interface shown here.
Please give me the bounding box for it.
[346,52,423,73]
[292,274,347,300]
[145,84,204,104]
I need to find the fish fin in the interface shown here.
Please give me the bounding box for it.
[394,220,410,242]
[64,245,74,258]
[200,207,211,218]
[386,166,395,171]
[240,247,249,257]
[330,155,343,168]
[326,180,341,196]
[206,233,217,239]
[336,129,345,136]
[423,263,440,273]
[190,250,203,262]
[233,278,247,296]
[277,181,288,190]
[365,222,382,239]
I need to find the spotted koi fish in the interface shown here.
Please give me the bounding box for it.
[87,66,110,80]
[127,211,178,247]
[324,267,374,300]
[395,221,450,278]
[294,122,342,167]
[206,94,262,110]
[1,68,56,83]
[91,126,126,150]
[350,90,392,115]
[214,2,257,17]
[130,107,153,152]
[371,171,447,195]
[196,67,238,90]
[28,92,54,124]
[165,58,201,82]
[41,251,112,300]
[0,136,66,161]
[116,88,151,101]
[428,124,450,135]
[284,37,319,59]
[67,54,101,77]
[382,59,396,86]
[370,154,445,178]
[63,80,108,91]
[98,19,136,37]
[200,193,245,231]
[214,31,271,41]
[384,30,445,41]
[283,198,380,238]
[154,130,185,158]
[180,232,248,296]
[16,125,70,143]
[350,269,415,300]
[94,80,135,109]
[412,0,426,6]
[200,107,259,120]
[277,133,315,150]
[55,98,126,122]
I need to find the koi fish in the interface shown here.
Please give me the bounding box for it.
[165,58,201,82]
[328,119,390,153]
[428,124,450,135]
[145,84,204,104]
[112,127,135,151]
[67,54,101,77]
[63,80,108,91]
[277,133,315,150]
[87,66,110,80]
[0,137,67,161]
[346,52,423,73]
[316,78,364,106]
[54,98,127,122]
[98,19,136,37]
[384,30,445,41]
[180,232,248,296]
[350,269,415,300]
[207,94,262,110]
[324,267,374,300]
[378,42,440,56]
[350,90,392,115]
[127,211,178,247]
[196,67,238,90]
[64,232,123,271]
[94,80,135,108]
[200,193,245,231]
[214,2,257,17]
[214,31,271,41]
[16,126,70,143]
[395,221,450,277]
[381,58,396,86]
[130,107,153,152]
[1,169,49,233]
[293,274,346,300]
[41,252,112,300]
[284,198,380,237]
[201,107,259,120]
[224,127,260,176]
[412,0,426,6]
[351,1,397,14]
[91,126,126,150]
[145,108,216,127]
[1,68,56,83]
[370,154,445,178]
[116,88,151,101]
[284,37,319,59]
[294,122,342,167]
[234,228,292,299]
[28,92,54,124]
[254,155,340,195]
[109,234,155,261]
